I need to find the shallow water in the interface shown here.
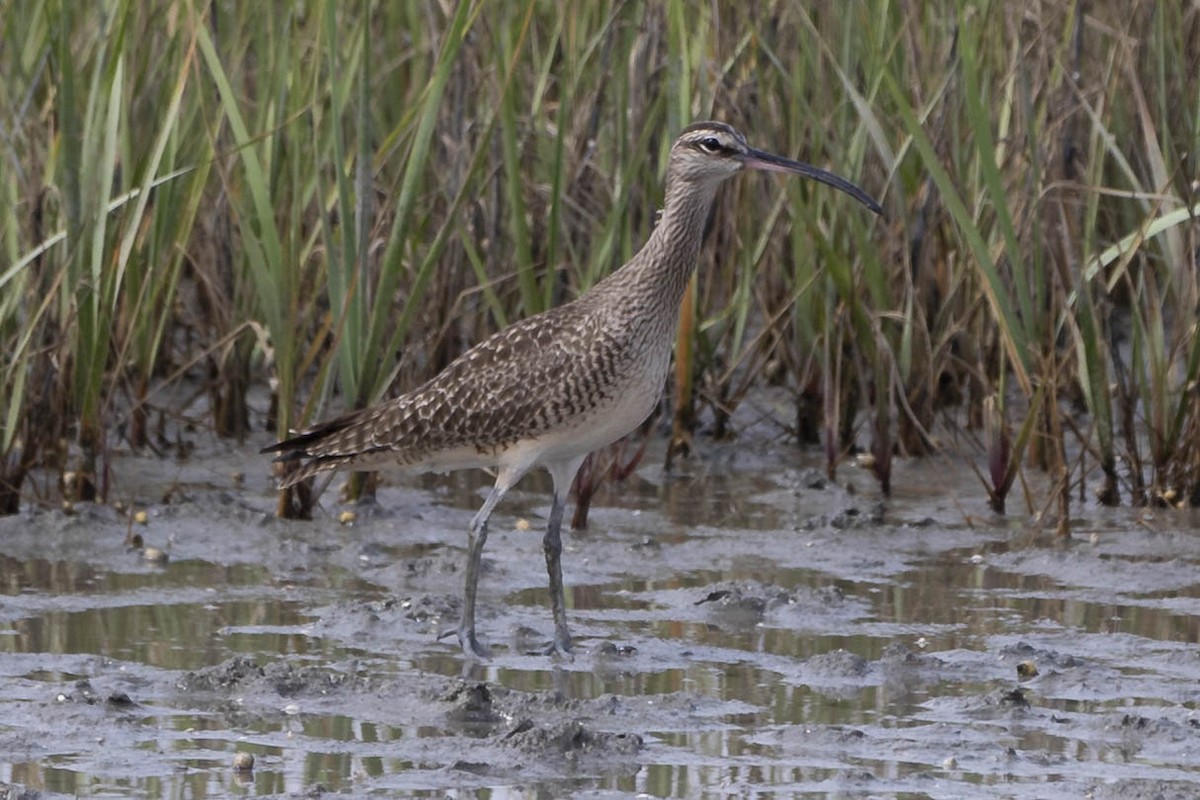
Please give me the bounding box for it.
[1,438,1198,799]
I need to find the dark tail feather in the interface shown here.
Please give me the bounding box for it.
[261,407,387,488]
[260,409,367,458]
[274,454,360,488]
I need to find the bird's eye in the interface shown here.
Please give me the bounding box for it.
[697,136,723,154]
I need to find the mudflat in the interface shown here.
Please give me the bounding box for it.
[1,433,1198,798]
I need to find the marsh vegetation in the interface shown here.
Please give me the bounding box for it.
[3,1,1199,523]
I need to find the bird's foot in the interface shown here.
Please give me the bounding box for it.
[459,629,491,659]
[537,632,574,661]
[437,625,491,659]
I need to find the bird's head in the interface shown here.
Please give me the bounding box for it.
[668,121,883,215]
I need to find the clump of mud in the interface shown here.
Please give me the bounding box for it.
[1089,780,1200,800]
[176,655,369,697]
[501,719,643,759]
[436,679,644,762]
[175,655,263,692]
[999,640,1086,670]
[693,579,793,628]
[55,679,135,708]
[806,648,870,678]
[443,682,503,724]
[800,500,886,530]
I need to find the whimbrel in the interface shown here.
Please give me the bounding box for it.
[263,121,883,659]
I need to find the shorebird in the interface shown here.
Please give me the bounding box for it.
[263,121,882,659]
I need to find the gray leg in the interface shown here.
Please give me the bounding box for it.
[542,489,573,658]
[540,456,586,659]
[455,484,507,659]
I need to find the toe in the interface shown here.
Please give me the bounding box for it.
[541,637,574,661]
[459,630,491,660]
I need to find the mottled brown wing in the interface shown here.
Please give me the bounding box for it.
[263,302,619,482]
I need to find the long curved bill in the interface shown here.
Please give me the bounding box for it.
[741,148,884,216]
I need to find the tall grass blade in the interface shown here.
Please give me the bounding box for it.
[884,68,1032,394]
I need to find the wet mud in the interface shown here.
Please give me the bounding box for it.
[1,434,1198,798]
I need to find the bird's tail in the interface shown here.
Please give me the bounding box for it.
[261,408,378,488]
